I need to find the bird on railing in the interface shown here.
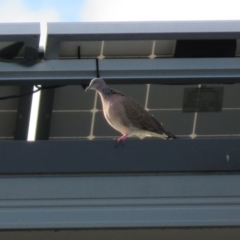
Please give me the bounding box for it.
[86,78,177,147]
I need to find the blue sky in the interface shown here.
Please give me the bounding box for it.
[23,0,86,21]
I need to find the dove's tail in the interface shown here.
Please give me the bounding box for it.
[163,130,177,139]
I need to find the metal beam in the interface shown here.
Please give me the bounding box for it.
[1,229,240,240]
[14,85,33,140]
[35,88,55,140]
[1,174,240,229]
[0,58,240,85]
[0,139,239,174]
[47,21,240,40]
[99,58,240,84]
[0,23,40,36]
[0,59,96,85]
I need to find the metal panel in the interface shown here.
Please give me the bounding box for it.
[14,85,33,140]
[1,228,240,240]
[59,41,102,58]
[175,39,236,58]
[35,88,55,140]
[0,23,40,57]
[0,42,24,58]
[236,39,240,56]
[155,40,176,57]
[103,40,153,57]
[52,85,95,110]
[47,21,240,40]
[0,23,40,35]
[0,139,239,174]
[50,112,92,138]
[67,40,155,58]
[0,58,240,84]
[1,174,240,229]
[0,86,20,139]
[46,21,240,59]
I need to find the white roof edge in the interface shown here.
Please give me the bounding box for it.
[0,22,40,35]
[47,21,240,35]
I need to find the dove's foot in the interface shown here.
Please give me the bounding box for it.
[114,134,128,148]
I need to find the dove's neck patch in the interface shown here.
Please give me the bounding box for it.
[101,88,116,95]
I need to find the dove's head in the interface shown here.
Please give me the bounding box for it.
[85,78,107,92]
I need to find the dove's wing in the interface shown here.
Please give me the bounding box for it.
[122,96,176,138]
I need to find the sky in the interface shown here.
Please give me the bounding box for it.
[0,0,240,24]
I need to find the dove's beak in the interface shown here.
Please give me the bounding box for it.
[85,85,91,92]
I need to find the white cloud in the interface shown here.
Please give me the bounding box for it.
[0,0,61,47]
[79,0,240,21]
[0,0,60,22]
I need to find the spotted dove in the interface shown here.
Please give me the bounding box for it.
[86,78,177,145]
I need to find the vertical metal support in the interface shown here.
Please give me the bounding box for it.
[35,88,55,140]
[14,85,33,140]
[14,39,39,140]
[96,58,100,77]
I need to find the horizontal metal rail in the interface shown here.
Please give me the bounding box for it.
[0,138,239,174]
[47,21,240,39]
[0,58,240,85]
[1,173,240,229]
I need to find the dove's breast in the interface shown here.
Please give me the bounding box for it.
[100,95,133,135]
